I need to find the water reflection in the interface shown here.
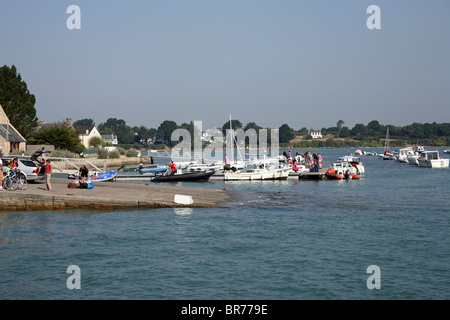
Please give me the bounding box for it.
[173,207,193,216]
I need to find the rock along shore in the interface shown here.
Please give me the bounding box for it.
[0,178,230,211]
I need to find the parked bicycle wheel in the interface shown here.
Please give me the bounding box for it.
[3,176,18,191]
[16,174,28,190]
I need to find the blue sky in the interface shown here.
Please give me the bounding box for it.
[1,0,449,130]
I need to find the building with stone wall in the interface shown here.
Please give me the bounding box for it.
[0,103,26,155]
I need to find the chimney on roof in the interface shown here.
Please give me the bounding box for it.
[65,118,73,128]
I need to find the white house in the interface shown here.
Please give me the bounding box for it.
[102,134,118,145]
[308,129,322,139]
[75,125,102,148]
[202,128,224,143]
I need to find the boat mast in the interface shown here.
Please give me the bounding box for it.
[230,114,243,162]
[385,127,389,152]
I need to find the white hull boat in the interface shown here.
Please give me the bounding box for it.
[224,167,291,181]
[417,151,449,168]
[407,146,425,165]
[407,156,419,165]
[396,147,415,163]
[334,156,365,174]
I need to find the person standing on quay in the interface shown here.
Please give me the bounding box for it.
[45,159,52,191]
[224,153,230,171]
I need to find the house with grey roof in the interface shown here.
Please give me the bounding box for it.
[101,134,118,145]
[0,104,27,154]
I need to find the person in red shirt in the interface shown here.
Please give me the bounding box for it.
[45,159,52,191]
[168,161,176,175]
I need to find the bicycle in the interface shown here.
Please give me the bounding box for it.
[11,169,28,190]
[2,174,18,191]
[2,169,27,191]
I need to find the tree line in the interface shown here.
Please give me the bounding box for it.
[1,64,449,154]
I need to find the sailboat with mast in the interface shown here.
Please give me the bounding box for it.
[381,127,396,160]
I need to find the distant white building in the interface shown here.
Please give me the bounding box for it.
[308,129,322,139]
[102,134,118,145]
[74,125,102,148]
[202,128,224,143]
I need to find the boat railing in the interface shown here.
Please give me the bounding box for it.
[45,157,106,173]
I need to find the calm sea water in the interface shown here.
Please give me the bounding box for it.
[1,148,449,300]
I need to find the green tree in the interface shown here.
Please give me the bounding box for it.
[279,124,295,143]
[115,123,135,144]
[89,136,103,148]
[221,119,243,135]
[30,123,85,154]
[0,65,38,138]
[98,118,136,144]
[157,120,179,146]
[339,126,350,138]
[98,118,126,134]
[351,123,368,137]
[296,127,308,136]
[73,118,95,127]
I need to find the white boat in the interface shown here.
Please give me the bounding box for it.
[444,149,450,154]
[417,151,449,168]
[330,160,358,175]
[333,156,365,174]
[381,128,396,160]
[396,147,415,163]
[188,159,247,172]
[224,166,291,181]
[407,146,425,165]
[354,149,364,156]
[187,162,224,172]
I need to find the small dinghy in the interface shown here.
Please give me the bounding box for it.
[90,171,117,182]
[138,167,168,174]
[68,171,117,182]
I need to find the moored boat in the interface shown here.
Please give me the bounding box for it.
[325,168,360,180]
[407,146,425,165]
[68,170,117,182]
[333,156,365,174]
[224,166,291,181]
[152,170,215,182]
[381,128,396,160]
[138,167,168,174]
[417,151,449,168]
[396,147,415,163]
[90,171,118,182]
